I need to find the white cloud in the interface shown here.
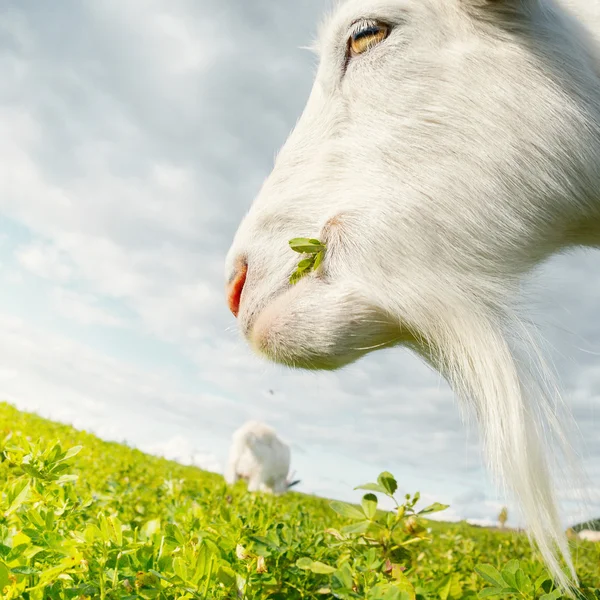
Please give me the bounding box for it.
[467,518,500,528]
[142,434,221,473]
[0,313,230,455]
[51,288,129,328]
[0,367,18,381]
[16,241,72,283]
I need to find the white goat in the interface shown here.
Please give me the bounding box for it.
[224,421,293,495]
[225,0,600,591]
[578,529,600,542]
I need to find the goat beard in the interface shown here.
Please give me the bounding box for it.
[411,304,582,593]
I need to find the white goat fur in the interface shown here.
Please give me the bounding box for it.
[224,421,291,495]
[226,0,600,591]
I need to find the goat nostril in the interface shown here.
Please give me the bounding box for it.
[227,260,248,318]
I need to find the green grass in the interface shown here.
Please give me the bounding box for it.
[0,401,598,599]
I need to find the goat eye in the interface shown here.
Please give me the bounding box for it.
[348,21,390,57]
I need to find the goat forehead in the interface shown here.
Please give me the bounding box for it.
[334,0,413,17]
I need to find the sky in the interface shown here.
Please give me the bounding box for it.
[0,0,599,528]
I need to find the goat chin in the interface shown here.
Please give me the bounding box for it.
[247,279,404,371]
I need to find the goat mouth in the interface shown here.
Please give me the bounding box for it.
[240,296,276,342]
[241,308,259,339]
[240,281,294,339]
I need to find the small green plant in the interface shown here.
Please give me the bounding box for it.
[295,471,450,599]
[474,560,569,600]
[288,237,326,284]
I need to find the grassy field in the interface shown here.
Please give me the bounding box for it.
[0,401,598,599]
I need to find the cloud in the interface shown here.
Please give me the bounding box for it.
[0,313,235,454]
[16,241,72,283]
[142,435,221,473]
[50,288,130,328]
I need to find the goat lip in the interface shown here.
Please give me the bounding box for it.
[241,311,256,338]
[239,298,265,339]
[240,284,289,339]
[242,302,270,340]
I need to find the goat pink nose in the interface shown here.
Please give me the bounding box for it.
[226,261,247,318]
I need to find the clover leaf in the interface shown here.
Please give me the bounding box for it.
[289,237,326,284]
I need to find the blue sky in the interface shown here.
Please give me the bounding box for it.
[0,0,599,528]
